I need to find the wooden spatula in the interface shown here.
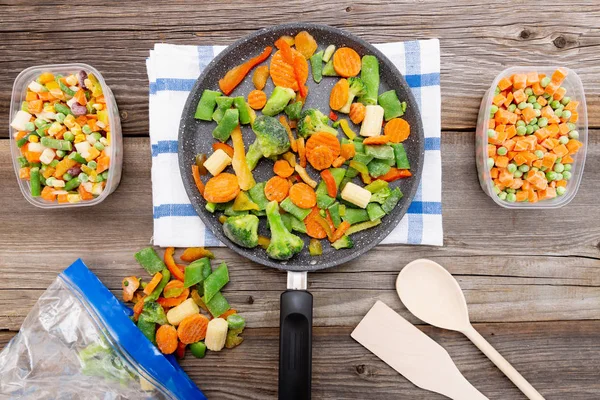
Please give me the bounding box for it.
[351,301,488,400]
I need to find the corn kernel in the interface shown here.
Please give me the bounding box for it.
[48,122,63,136]
[64,114,76,129]
[65,75,78,86]
[74,134,86,143]
[92,103,103,111]
[89,171,98,182]
[71,124,82,136]
[81,165,93,175]
[67,194,81,203]
[28,135,39,143]
[45,81,59,90]
[43,104,55,113]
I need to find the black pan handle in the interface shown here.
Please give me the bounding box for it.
[279,289,313,400]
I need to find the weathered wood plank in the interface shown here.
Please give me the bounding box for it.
[1,0,600,137]
[1,321,599,399]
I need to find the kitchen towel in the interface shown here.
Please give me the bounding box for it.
[146,38,442,247]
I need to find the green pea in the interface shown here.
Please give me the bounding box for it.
[494,86,501,95]
[87,161,98,170]
[553,163,564,173]
[534,109,541,117]
[540,77,551,88]
[525,125,534,135]
[513,170,523,178]
[534,150,544,159]
[34,118,45,128]
[555,173,563,181]
[555,157,562,163]
[56,150,66,158]
[559,136,569,145]
[95,174,104,182]
[518,101,528,110]
[508,104,517,112]
[537,117,548,127]
[487,129,496,138]
[487,158,495,169]
[50,159,59,167]
[92,132,102,140]
[506,188,516,194]
[556,186,566,196]
[25,122,35,132]
[62,173,73,181]
[516,120,526,127]
[524,87,534,96]
[562,110,572,120]
[561,96,571,105]
[506,193,517,202]
[531,167,539,172]
[498,191,507,201]
[78,172,89,182]
[540,166,547,171]
[64,131,75,142]
[519,164,530,173]
[531,124,539,132]
[527,95,537,103]
[567,123,577,131]
[82,125,92,134]
[533,102,542,110]
[55,113,66,124]
[94,142,105,151]
[507,163,517,173]
[493,185,501,195]
[528,117,538,125]
[564,164,572,172]
[497,147,508,156]
[516,126,527,136]
[490,105,499,114]
[563,171,572,180]
[554,109,563,118]
[550,100,561,109]
[546,171,557,181]
[568,130,579,139]
[102,171,109,180]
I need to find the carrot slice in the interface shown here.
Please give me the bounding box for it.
[330,79,349,111]
[212,142,234,158]
[191,165,205,196]
[270,50,298,90]
[340,143,356,159]
[289,182,317,208]
[363,136,390,145]
[349,102,366,124]
[157,288,190,308]
[306,145,334,170]
[203,173,240,203]
[279,116,298,152]
[272,159,294,178]
[332,156,346,168]
[305,132,341,158]
[264,176,290,202]
[177,314,209,344]
[304,207,328,239]
[252,65,270,90]
[219,46,272,95]
[180,247,214,262]
[332,47,362,78]
[156,325,178,354]
[297,137,307,168]
[248,89,267,110]
[384,118,411,143]
[294,31,318,59]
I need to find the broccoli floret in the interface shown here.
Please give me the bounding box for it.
[265,200,304,260]
[297,108,338,138]
[340,77,366,113]
[140,301,168,325]
[223,214,259,248]
[251,115,290,158]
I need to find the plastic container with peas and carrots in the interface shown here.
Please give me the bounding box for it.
[476,66,587,209]
[9,63,122,208]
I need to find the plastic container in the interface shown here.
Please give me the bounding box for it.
[476,66,587,208]
[9,63,122,208]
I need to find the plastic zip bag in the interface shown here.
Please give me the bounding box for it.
[0,259,206,399]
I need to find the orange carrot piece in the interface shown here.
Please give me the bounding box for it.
[270,50,298,90]
[332,156,346,168]
[156,325,178,354]
[78,184,94,200]
[212,142,234,158]
[329,78,349,111]
[512,74,527,90]
[512,89,526,104]
[279,116,298,152]
[289,182,317,208]
[297,137,307,168]
[219,46,272,95]
[349,102,366,124]
[203,173,239,203]
[332,47,361,78]
[305,132,341,158]
[273,159,294,178]
[27,99,43,113]
[164,247,186,281]
[143,272,164,295]
[25,91,38,101]
[191,165,205,196]
[341,143,356,159]
[564,100,579,112]
[551,68,568,85]
[180,247,214,262]
[252,65,270,90]
[40,185,57,201]
[498,77,512,91]
[264,176,290,202]
[218,309,237,320]
[330,221,351,243]
[157,288,190,308]
[306,145,334,170]
[295,31,318,59]
[304,207,328,239]
[177,314,209,344]
[248,89,267,110]
[363,136,390,145]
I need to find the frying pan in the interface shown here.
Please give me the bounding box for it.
[179,23,424,399]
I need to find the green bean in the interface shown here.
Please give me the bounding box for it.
[40,137,72,151]
[54,103,72,115]
[30,167,41,197]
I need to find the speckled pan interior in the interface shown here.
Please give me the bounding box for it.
[178,23,424,272]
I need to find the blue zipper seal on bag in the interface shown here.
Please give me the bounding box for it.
[61,259,207,400]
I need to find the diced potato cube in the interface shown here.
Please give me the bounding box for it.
[359,105,384,137]
[166,298,199,326]
[341,182,372,209]
[204,149,232,176]
[205,318,228,351]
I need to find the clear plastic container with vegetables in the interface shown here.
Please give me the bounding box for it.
[476,66,587,208]
[9,63,122,208]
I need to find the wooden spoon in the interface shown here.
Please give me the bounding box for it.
[396,259,545,400]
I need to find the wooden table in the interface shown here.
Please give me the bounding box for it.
[1,2,599,398]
